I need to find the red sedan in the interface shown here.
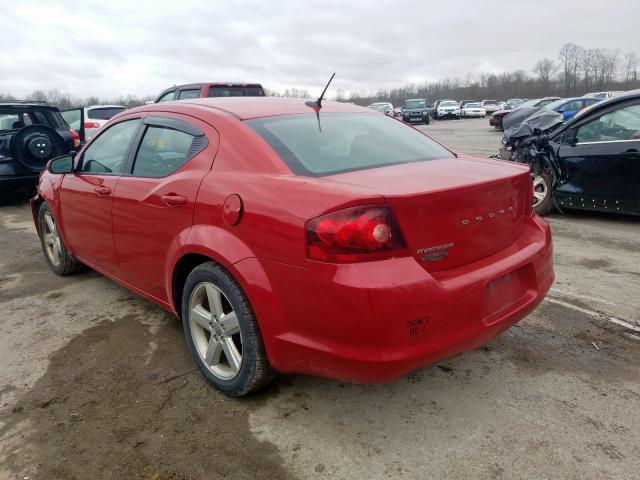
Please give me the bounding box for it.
[32,97,554,396]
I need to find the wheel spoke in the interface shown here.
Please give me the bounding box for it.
[222,337,242,373]
[205,284,224,317]
[191,305,212,331]
[44,233,54,245]
[533,191,546,201]
[205,337,223,366]
[45,215,55,234]
[220,312,240,336]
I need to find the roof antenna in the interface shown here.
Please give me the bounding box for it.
[306,73,335,109]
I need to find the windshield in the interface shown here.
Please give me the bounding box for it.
[247,113,454,176]
[440,101,458,107]
[483,100,498,105]
[542,99,566,110]
[517,99,538,108]
[466,103,482,108]
[404,100,426,109]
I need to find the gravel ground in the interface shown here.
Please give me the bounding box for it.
[1,117,639,480]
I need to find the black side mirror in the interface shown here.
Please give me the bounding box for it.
[48,155,74,174]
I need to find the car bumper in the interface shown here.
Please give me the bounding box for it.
[438,112,460,118]
[403,116,428,123]
[0,174,39,191]
[235,215,554,383]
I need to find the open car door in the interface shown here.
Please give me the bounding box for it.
[60,108,86,145]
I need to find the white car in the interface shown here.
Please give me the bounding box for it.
[435,100,461,120]
[82,105,127,139]
[368,102,394,116]
[460,102,486,118]
[583,91,625,100]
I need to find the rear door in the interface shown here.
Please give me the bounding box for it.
[60,118,141,274]
[111,114,218,302]
[556,101,640,213]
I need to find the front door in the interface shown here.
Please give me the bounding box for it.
[112,114,217,302]
[556,101,640,213]
[59,118,141,275]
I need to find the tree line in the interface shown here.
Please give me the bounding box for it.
[343,43,639,106]
[1,43,637,109]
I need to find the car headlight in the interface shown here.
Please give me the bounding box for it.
[422,110,429,115]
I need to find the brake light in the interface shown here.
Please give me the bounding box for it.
[306,205,408,262]
[526,176,534,215]
[84,121,101,129]
[68,129,81,149]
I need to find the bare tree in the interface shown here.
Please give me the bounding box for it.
[623,52,638,86]
[533,59,556,95]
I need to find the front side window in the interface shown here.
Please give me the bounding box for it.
[178,89,201,100]
[247,113,454,177]
[132,125,195,177]
[80,119,140,174]
[576,104,640,143]
[157,91,176,103]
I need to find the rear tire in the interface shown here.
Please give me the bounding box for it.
[38,202,85,276]
[181,262,274,396]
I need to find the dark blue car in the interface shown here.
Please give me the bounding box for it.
[542,97,601,120]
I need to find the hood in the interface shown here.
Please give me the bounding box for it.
[503,109,564,143]
[501,107,541,131]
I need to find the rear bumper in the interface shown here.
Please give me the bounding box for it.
[0,174,39,191]
[235,215,554,383]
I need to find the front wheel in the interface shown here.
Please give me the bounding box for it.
[182,262,274,396]
[532,171,554,216]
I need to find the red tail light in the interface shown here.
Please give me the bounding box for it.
[306,205,408,262]
[84,121,101,129]
[68,129,81,149]
[526,175,534,215]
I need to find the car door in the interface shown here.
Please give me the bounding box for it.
[111,114,217,302]
[555,101,640,213]
[60,118,142,275]
[60,107,86,143]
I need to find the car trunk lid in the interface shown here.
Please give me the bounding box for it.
[322,157,531,271]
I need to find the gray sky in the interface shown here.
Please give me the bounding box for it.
[1,0,637,99]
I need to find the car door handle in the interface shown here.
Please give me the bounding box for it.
[161,194,188,207]
[94,186,111,196]
[623,149,639,159]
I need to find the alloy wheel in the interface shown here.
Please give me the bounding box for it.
[42,212,62,266]
[188,282,243,380]
[532,174,548,209]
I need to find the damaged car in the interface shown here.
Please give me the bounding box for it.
[500,90,640,216]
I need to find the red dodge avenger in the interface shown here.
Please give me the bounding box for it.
[32,97,554,396]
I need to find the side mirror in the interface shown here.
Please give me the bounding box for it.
[48,155,74,174]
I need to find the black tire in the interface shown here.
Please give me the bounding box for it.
[532,170,554,216]
[38,202,85,276]
[181,261,274,396]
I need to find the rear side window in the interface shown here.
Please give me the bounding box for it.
[208,86,265,97]
[131,126,196,177]
[247,113,454,177]
[87,107,126,120]
[178,89,201,100]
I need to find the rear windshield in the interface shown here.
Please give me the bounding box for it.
[440,101,458,106]
[0,108,64,131]
[87,107,126,120]
[208,86,265,97]
[466,103,482,108]
[247,113,454,176]
[483,100,498,104]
